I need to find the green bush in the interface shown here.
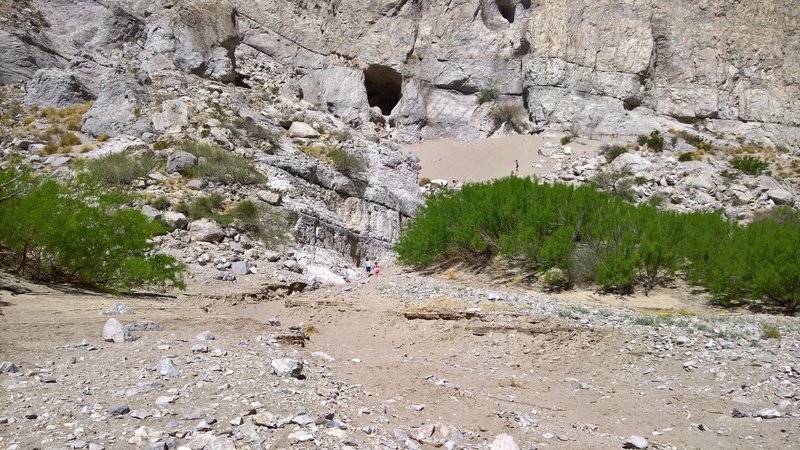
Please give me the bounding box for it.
[0,166,185,292]
[174,194,225,220]
[229,117,280,151]
[637,130,664,152]
[327,148,367,176]
[150,195,171,211]
[84,152,161,185]
[560,136,572,145]
[600,145,627,163]
[180,142,265,185]
[476,88,498,105]
[678,152,695,162]
[395,176,800,312]
[229,200,292,248]
[730,155,770,176]
[673,130,715,152]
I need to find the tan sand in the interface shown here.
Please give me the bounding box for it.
[403,134,604,184]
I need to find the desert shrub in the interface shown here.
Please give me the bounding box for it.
[180,142,265,185]
[332,130,352,142]
[328,148,367,176]
[761,323,782,339]
[60,132,81,146]
[0,166,185,292]
[637,130,665,152]
[673,130,715,152]
[678,152,695,162]
[476,88,498,105]
[229,200,292,248]
[84,152,161,185]
[229,117,280,151]
[600,145,627,162]
[97,133,110,142]
[150,195,171,211]
[591,168,636,202]
[396,176,800,312]
[730,155,770,176]
[560,136,572,145]
[175,193,225,220]
[41,102,92,131]
[490,102,525,131]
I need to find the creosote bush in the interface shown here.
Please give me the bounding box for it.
[228,200,292,248]
[84,152,161,185]
[600,145,627,163]
[179,142,265,185]
[678,152,696,162]
[396,176,800,313]
[490,102,526,131]
[0,166,185,292]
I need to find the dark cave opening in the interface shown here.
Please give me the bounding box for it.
[496,0,516,23]
[364,64,402,115]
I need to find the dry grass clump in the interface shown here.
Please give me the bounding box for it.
[41,102,93,131]
[409,297,470,313]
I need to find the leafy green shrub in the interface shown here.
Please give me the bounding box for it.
[591,168,636,202]
[678,152,695,162]
[476,88,498,105]
[396,176,800,312]
[600,145,627,162]
[327,148,367,176]
[229,200,292,248]
[84,152,161,185]
[180,142,266,185]
[673,130,715,152]
[637,130,664,152]
[730,155,770,176]
[150,195,171,211]
[560,136,572,145]
[490,102,525,131]
[0,166,185,292]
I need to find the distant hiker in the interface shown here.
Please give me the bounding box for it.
[365,258,372,276]
[515,159,519,172]
[373,262,380,277]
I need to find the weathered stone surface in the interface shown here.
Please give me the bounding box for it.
[288,122,320,139]
[165,150,198,174]
[489,434,520,450]
[161,212,188,230]
[102,318,132,343]
[81,78,151,138]
[189,219,225,243]
[298,66,369,118]
[24,68,94,108]
[100,304,133,316]
[153,99,191,133]
[271,358,303,378]
[622,436,649,449]
[156,357,180,378]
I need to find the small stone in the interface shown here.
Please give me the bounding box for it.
[489,434,519,450]
[125,320,161,332]
[102,318,133,343]
[196,420,212,431]
[287,430,315,443]
[0,361,19,373]
[271,358,303,378]
[288,122,320,138]
[100,304,133,315]
[107,404,130,416]
[230,260,253,276]
[71,440,87,449]
[186,179,205,190]
[130,409,152,419]
[166,150,198,174]
[24,411,38,419]
[622,435,649,449]
[196,330,216,341]
[206,437,236,450]
[156,357,180,378]
[155,396,175,408]
[312,351,335,362]
[752,408,782,419]
[732,408,750,418]
[192,344,209,353]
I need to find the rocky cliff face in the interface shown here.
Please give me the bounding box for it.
[3,0,798,149]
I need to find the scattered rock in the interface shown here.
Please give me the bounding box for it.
[165,150,198,174]
[288,122,320,138]
[271,358,304,378]
[102,318,133,343]
[99,303,133,316]
[752,408,782,419]
[156,357,180,378]
[489,434,520,450]
[107,404,130,416]
[189,219,225,243]
[196,330,216,341]
[622,435,649,449]
[125,320,162,332]
[0,361,20,374]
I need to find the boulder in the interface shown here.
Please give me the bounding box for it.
[152,99,191,133]
[23,68,94,108]
[85,136,148,159]
[230,260,253,276]
[100,303,133,316]
[82,77,151,138]
[196,331,215,341]
[102,318,133,343]
[189,219,225,243]
[166,150,198,174]
[125,320,162,332]
[489,434,519,450]
[161,212,188,230]
[257,190,282,205]
[0,361,20,374]
[271,358,303,378]
[610,153,653,173]
[767,189,794,205]
[622,436,649,449]
[288,122,320,138]
[298,66,369,117]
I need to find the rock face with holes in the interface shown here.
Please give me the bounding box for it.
[2,0,797,148]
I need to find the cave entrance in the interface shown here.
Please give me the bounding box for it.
[496,0,516,23]
[364,64,402,115]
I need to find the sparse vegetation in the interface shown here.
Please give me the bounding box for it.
[327,148,367,176]
[150,195,171,211]
[476,88,498,105]
[229,117,281,152]
[227,200,293,248]
[637,130,665,152]
[730,155,770,176]
[174,194,225,220]
[180,142,266,185]
[490,102,526,132]
[600,145,627,163]
[560,136,572,145]
[761,323,782,339]
[84,152,161,185]
[672,130,715,153]
[678,152,696,162]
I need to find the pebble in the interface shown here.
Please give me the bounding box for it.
[196,330,216,341]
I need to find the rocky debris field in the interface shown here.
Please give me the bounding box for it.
[1,270,799,450]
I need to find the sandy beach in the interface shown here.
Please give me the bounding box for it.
[403,134,604,184]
